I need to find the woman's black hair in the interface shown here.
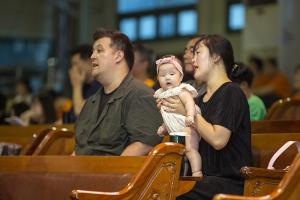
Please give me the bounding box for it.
[34,91,56,124]
[193,34,234,77]
[230,62,254,87]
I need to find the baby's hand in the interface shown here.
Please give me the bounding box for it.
[185,115,194,126]
[157,125,168,137]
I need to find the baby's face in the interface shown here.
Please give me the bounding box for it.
[157,63,182,90]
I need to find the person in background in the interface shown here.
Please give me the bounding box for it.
[253,57,291,108]
[132,42,157,88]
[0,92,7,124]
[6,79,32,114]
[248,56,267,90]
[20,91,57,125]
[231,63,267,121]
[74,28,162,156]
[69,45,101,117]
[13,79,32,105]
[292,64,300,100]
[183,36,206,96]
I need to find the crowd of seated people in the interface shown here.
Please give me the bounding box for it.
[1,27,300,200]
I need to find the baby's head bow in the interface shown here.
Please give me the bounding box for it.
[156,56,183,75]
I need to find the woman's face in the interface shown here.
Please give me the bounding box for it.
[192,42,212,82]
[31,99,43,120]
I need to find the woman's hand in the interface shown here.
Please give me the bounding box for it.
[162,96,186,115]
[156,98,163,110]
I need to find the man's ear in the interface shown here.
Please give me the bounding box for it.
[114,50,124,63]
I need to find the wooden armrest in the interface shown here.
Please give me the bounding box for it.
[241,166,287,197]
[241,166,287,179]
[71,142,185,200]
[176,176,199,197]
[214,193,258,200]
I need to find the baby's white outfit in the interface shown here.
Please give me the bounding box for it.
[154,83,199,136]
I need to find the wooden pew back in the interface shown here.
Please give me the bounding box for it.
[213,153,300,200]
[252,133,300,168]
[32,128,74,155]
[251,120,300,134]
[0,124,74,154]
[265,98,300,120]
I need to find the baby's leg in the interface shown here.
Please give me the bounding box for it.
[184,127,202,177]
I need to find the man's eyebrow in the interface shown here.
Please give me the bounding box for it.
[93,44,103,49]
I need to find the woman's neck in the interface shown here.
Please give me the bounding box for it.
[206,68,230,97]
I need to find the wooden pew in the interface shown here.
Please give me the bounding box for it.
[251,120,300,134]
[178,132,300,197]
[213,153,300,200]
[0,124,74,154]
[0,142,184,200]
[265,98,300,120]
[32,128,74,155]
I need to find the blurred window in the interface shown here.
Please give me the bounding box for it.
[118,0,198,41]
[227,1,245,32]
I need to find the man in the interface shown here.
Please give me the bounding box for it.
[69,45,101,117]
[74,28,162,156]
[183,36,206,96]
[132,42,156,88]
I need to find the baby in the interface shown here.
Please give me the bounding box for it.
[154,55,202,177]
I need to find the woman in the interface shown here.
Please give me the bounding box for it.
[161,35,253,199]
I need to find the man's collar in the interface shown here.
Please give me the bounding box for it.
[91,73,133,103]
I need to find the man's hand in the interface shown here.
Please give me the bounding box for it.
[69,66,85,88]
[121,142,153,156]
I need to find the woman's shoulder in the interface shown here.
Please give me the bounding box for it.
[216,82,243,96]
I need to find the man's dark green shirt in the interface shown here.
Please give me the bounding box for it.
[75,74,163,155]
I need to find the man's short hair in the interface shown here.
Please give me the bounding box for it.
[93,28,134,70]
[70,45,92,61]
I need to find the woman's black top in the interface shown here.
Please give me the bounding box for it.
[178,82,253,200]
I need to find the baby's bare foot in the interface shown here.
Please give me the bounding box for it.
[192,171,203,177]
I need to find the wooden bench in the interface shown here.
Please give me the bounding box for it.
[32,128,74,155]
[251,120,300,134]
[177,132,300,198]
[0,142,185,200]
[213,153,300,200]
[265,98,300,120]
[0,124,74,155]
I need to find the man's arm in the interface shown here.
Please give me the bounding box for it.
[121,141,153,156]
[69,67,86,116]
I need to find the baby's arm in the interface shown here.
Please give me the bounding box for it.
[178,89,196,126]
[157,123,168,136]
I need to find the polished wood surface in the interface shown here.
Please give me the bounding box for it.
[251,120,300,134]
[0,124,74,149]
[0,142,184,200]
[71,142,185,200]
[0,156,145,173]
[265,98,300,120]
[213,153,300,200]
[241,166,287,196]
[32,128,74,155]
[252,133,300,168]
